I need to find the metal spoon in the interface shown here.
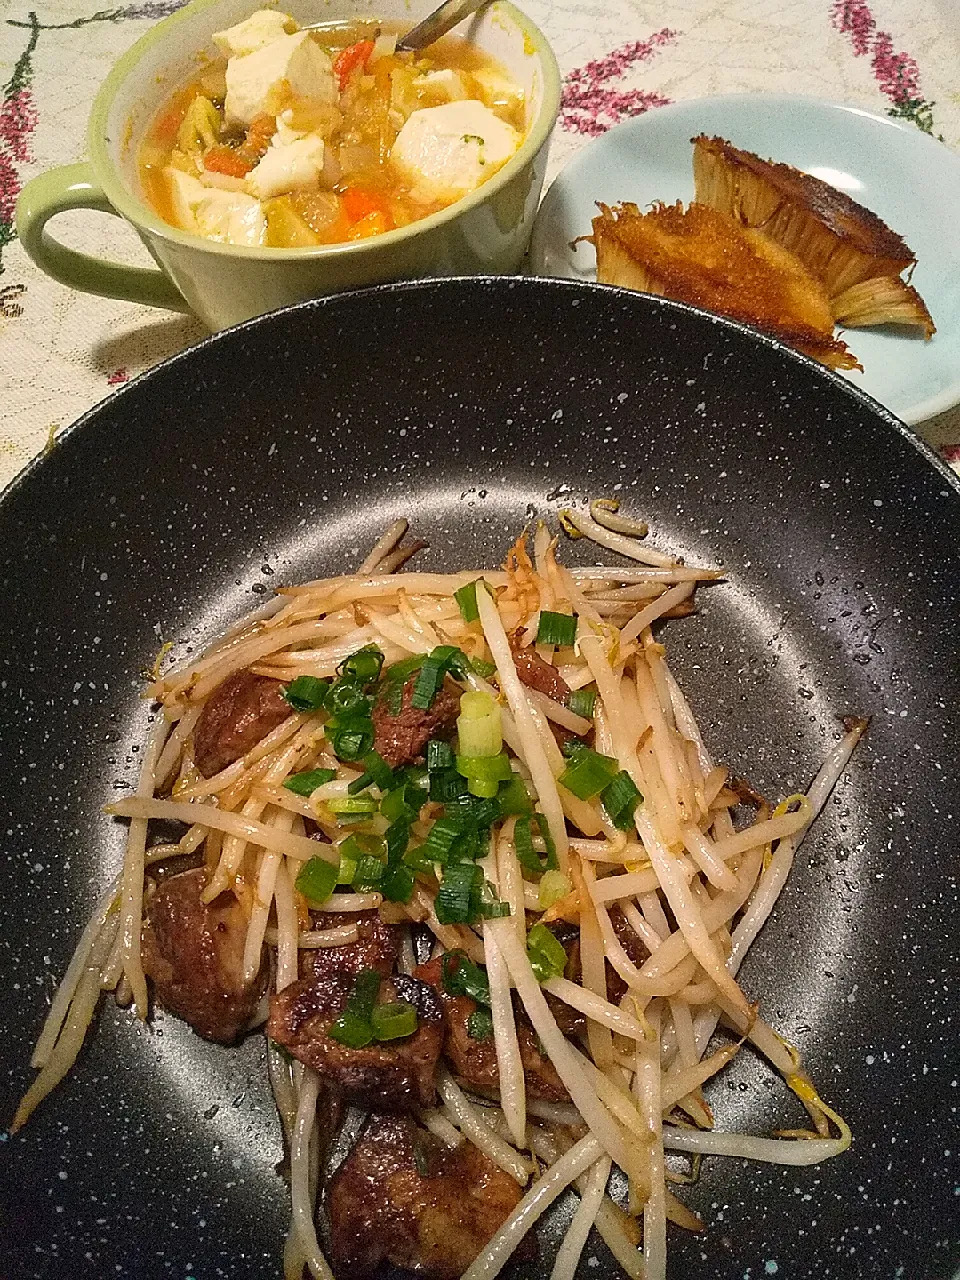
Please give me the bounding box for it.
[303,0,490,52]
[394,0,490,51]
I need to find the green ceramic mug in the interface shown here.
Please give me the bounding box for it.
[16,0,561,330]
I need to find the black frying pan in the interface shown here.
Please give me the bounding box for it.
[1,278,958,1279]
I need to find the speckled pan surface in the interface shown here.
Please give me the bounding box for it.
[1,278,958,1280]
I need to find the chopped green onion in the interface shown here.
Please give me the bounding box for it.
[429,768,468,803]
[339,833,385,862]
[329,969,380,1047]
[347,749,395,795]
[456,752,513,783]
[411,644,464,710]
[435,862,480,924]
[422,817,468,864]
[370,1000,418,1041]
[454,579,481,622]
[411,655,447,711]
[283,767,336,797]
[468,776,499,799]
[526,923,568,983]
[380,783,420,823]
[326,679,370,717]
[536,611,578,647]
[514,814,536,867]
[458,689,497,720]
[402,765,430,792]
[327,1010,373,1048]
[467,1009,494,1040]
[380,862,415,903]
[426,739,456,772]
[538,869,572,911]
[566,688,597,719]
[383,679,405,716]
[444,648,471,679]
[497,775,533,816]
[352,854,385,889]
[536,815,558,869]
[294,856,338,904]
[441,951,491,1005]
[601,770,643,830]
[402,845,436,875]
[385,818,411,864]
[558,748,619,800]
[327,795,378,815]
[337,644,384,683]
[385,654,427,683]
[444,794,502,829]
[435,864,508,924]
[476,881,511,919]
[469,656,497,678]
[457,690,502,758]
[328,717,374,762]
[282,676,330,712]
[514,813,558,873]
[336,850,358,885]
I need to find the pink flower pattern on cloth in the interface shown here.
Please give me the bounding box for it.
[0,0,958,480]
[560,30,675,137]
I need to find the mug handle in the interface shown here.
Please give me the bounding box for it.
[16,162,190,312]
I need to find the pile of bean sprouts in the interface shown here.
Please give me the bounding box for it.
[13,503,864,1280]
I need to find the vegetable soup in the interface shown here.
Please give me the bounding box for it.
[139,10,528,248]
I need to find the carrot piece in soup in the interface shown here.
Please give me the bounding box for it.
[341,187,392,224]
[203,146,253,178]
[346,210,392,240]
[333,40,375,90]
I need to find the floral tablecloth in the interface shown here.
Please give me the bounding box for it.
[2,0,959,489]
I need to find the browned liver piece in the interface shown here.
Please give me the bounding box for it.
[508,633,583,747]
[371,676,460,769]
[415,955,569,1103]
[328,1112,523,1279]
[192,668,291,778]
[304,909,402,981]
[509,633,572,702]
[141,867,265,1043]
[268,972,443,1110]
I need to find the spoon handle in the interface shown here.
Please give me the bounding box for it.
[396,0,490,52]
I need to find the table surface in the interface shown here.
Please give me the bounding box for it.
[1,0,959,490]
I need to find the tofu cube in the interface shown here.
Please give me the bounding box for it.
[213,10,296,58]
[165,167,266,246]
[224,32,335,127]
[166,168,207,231]
[391,100,521,204]
[246,132,325,200]
[415,68,469,103]
[471,67,525,117]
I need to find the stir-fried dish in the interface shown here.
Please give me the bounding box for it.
[14,504,866,1280]
[139,10,526,248]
